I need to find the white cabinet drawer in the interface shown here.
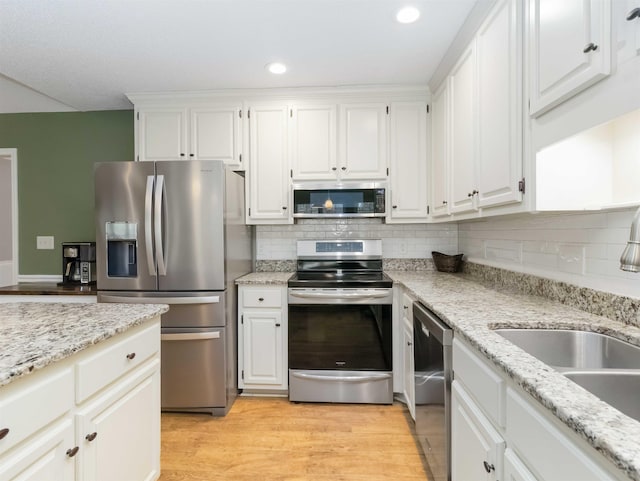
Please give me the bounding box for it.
[75,322,160,403]
[0,367,73,455]
[453,337,505,427]
[506,387,618,481]
[242,288,282,308]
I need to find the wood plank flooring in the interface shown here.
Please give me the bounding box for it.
[160,397,429,481]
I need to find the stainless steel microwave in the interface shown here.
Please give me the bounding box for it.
[292,182,386,218]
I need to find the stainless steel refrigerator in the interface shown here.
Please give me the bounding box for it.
[94,160,253,415]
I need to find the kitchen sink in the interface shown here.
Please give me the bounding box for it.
[494,329,640,370]
[563,371,640,422]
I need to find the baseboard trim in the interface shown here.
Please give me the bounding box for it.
[17,274,63,283]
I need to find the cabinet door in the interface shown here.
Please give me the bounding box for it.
[476,0,523,208]
[430,82,450,218]
[190,106,243,168]
[137,109,188,161]
[388,101,428,222]
[339,103,388,180]
[242,310,284,387]
[290,104,337,180]
[0,419,75,481]
[402,316,415,420]
[503,448,539,481]
[247,104,290,223]
[76,360,160,481]
[449,43,477,214]
[451,381,504,481]
[529,0,611,116]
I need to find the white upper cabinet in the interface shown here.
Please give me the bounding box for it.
[476,0,523,209]
[247,103,291,224]
[529,0,612,117]
[138,108,187,162]
[449,42,478,215]
[339,103,389,180]
[430,82,450,218]
[189,106,243,165]
[135,104,244,169]
[290,104,337,181]
[388,101,428,222]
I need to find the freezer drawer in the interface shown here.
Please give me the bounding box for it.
[161,327,226,412]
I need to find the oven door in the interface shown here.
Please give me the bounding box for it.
[287,288,393,404]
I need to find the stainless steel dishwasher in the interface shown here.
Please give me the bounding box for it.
[413,302,453,481]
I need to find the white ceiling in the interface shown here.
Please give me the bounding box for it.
[0,0,479,112]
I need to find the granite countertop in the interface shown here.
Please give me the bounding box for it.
[0,302,168,387]
[235,272,293,285]
[0,282,98,295]
[387,270,640,481]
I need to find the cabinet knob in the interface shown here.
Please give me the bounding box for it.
[189,154,194,157]
[126,352,136,360]
[282,206,287,210]
[392,205,398,209]
[341,167,347,171]
[442,200,448,205]
[583,42,598,53]
[180,153,185,157]
[66,446,80,458]
[258,297,264,301]
[483,461,495,473]
[275,323,281,327]
[407,341,412,346]
[627,7,640,20]
[0,428,9,440]
[85,432,98,442]
[332,167,337,171]
[467,192,472,198]
[403,305,408,310]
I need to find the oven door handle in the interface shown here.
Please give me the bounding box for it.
[288,290,390,300]
[290,372,391,383]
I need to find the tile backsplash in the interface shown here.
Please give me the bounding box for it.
[256,219,459,260]
[458,208,640,299]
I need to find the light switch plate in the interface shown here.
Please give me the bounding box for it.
[36,236,55,250]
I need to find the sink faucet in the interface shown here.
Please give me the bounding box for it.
[620,205,640,272]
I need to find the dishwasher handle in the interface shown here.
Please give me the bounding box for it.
[413,302,452,346]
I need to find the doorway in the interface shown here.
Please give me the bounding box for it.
[0,148,18,286]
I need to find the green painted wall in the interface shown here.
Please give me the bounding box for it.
[0,110,133,275]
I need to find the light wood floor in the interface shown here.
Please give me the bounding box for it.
[160,397,429,481]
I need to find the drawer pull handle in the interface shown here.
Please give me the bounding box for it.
[126,352,136,360]
[0,428,9,440]
[483,461,495,473]
[66,446,80,457]
[85,432,98,442]
[583,42,598,53]
[627,7,640,20]
[258,297,264,301]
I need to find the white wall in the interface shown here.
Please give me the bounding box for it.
[256,218,458,260]
[458,208,640,298]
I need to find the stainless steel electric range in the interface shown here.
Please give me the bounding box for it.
[287,239,393,404]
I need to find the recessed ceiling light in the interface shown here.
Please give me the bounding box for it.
[396,6,420,24]
[266,62,287,74]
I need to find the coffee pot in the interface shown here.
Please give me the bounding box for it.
[60,242,96,285]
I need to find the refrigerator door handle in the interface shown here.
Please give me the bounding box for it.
[161,332,221,341]
[144,175,157,276]
[99,295,220,304]
[155,174,167,276]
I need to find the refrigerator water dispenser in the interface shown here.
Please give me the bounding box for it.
[106,222,138,277]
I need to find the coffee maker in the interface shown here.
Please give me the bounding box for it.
[60,242,96,285]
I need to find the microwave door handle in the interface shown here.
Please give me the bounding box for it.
[144,175,156,276]
[155,174,167,276]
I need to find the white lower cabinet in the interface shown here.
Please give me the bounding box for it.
[238,285,288,392]
[0,318,161,481]
[75,360,160,481]
[452,336,627,481]
[401,302,415,420]
[451,381,504,481]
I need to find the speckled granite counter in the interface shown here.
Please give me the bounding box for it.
[388,270,640,481]
[235,272,293,285]
[0,302,168,387]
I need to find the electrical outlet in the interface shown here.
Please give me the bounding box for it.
[36,236,55,250]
